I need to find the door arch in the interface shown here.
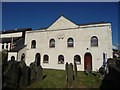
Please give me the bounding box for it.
[21,53,25,61]
[35,53,41,66]
[84,52,92,72]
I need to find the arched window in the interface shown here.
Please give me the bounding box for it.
[11,56,15,61]
[58,55,64,64]
[43,54,49,63]
[21,53,25,61]
[91,36,98,46]
[49,39,55,48]
[31,40,36,48]
[67,38,74,47]
[74,55,81,64]
[35,53,41,66]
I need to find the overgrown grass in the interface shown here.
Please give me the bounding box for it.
[27,70,67,88]
[27,69,102,88]
[75,72,102,88]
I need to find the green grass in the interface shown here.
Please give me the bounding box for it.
[27,69,102,88]
[75,72,102,88]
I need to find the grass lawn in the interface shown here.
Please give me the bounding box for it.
[27,69,102,88]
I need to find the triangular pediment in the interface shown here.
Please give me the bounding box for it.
[47,16,78,30]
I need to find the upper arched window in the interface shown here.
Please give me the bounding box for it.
[31,40,36,48]
[91,36,98,47]
[67,38,74,47]
[21,53,25,61]
[49,39,55,48]
[58,55,64,64]
[74,55,81,64]
[43,54,49,63]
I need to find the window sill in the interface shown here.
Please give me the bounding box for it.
[67,47,74,48]
[43,62,49,64]
[31,48,36,49]
[91,46,98,47]
[58,63,64,64]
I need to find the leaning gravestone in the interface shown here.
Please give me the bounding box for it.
[3,58,44,89]
[30,61,43,84]
[65,62,69,82]
[74,61,77,81]
[19,60,31,88]
[36,65,43,81]
[67,63,74,88]
[3,60,20,88]
[30,62,37,84]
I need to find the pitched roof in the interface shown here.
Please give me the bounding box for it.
[9,45,27,52]
[77,22,109,26]
[47,15,78,30]
[8,38,26,52]
[1,28,32,34]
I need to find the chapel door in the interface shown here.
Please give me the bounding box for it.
[35,53,41,66]
[84,53,92,72]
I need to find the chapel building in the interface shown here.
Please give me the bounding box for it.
[4,15,113,71]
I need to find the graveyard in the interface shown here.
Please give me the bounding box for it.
[27,69,102,88]
[2,50,120,88]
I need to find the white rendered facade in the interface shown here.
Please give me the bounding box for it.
[23,16,113,71]
[7,16,113,71]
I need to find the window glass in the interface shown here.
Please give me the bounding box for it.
[91,36,98,46]
[31,40,36,48]
[67,38,74,47]
[74,55,81,64]
[43,54,49,63]
[50,39,55,48]
[58,55,64,64]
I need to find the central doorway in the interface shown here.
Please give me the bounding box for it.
[84,52,92,72]
[35,53,41,66]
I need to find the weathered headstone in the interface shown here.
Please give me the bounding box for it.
[74,61,77,81]
[3,59,44,89]
[36,65,43,81]
[66,63,75,88]
[19,60,31,88]
[30,62,37,83]
[30,61,43,83]
[3,60,20,88]
[65,62,69,81]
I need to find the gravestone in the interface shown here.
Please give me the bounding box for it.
[30,62,37,83]
[74,61,77,81]
[66,63,75,88]
[65,62,69,81]
[19,60,31,88]
[3,59,44,89]
[37,65,43,81]
[30,61,43,83]
[3,60,20,88]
